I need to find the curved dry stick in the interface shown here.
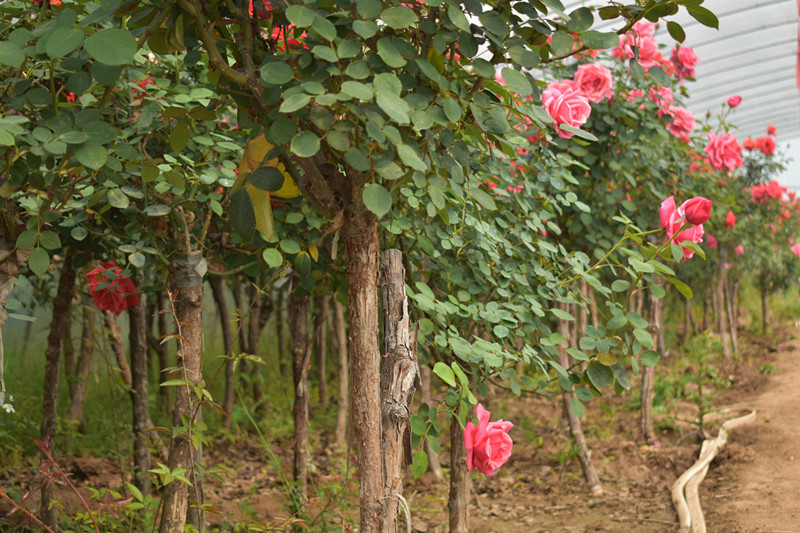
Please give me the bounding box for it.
[671,410,756,531]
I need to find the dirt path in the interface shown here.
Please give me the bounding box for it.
[703,340,800,532]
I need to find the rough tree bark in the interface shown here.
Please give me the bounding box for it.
[289,279,311,499]
[333,297,349,448]
[209,275,235,428]
[315,294,330,407]
[40,249,77,531]
[641,283,664,446]
[448,408,472,533]
[379,249,419,533]
[277,288,290,378]
[105,311,133,389]
[716,248,732,359]
[67,304,96,434]
[558,306,603,495]
[419,364,444,481]
[158,250,205,533]
[342,215,383,533]
[129,295,152,497]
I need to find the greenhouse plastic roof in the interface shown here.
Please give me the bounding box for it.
[560,0,800,142]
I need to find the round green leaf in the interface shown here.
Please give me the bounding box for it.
[280,239,301,255]
[107,189,130,209]
[249,167,285,191]
[363,183,392,218]
[46,27,85,59]
[260,61,295,86]
[286,5,315,27]
[279,93,311,113]
[641,350,660,367]
[268,118,297,145]
[500,67,533,96]
[85,28,137,66]
[75,142,108,170]
[38,231,61,250]
[59,131,90,144]
[586,362,614,389]
[290,131,320,158]
[70,226,88,241]
[143,204,171,217]
[28,247,50,278]
[0,42,25,68]
[262,248,283,268]
[380,6,418,29]
[129,252,145,268]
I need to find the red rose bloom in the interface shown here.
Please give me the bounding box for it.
[680,196,713,225]
[756,136,776,155]
[87,261,139,315]
[725,211,736,228]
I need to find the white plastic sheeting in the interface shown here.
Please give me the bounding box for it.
[558,0,800,141]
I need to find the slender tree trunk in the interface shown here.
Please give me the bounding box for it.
[158,250,205,533]
[419,364,444,481]
[248,284,264,409]
[683,298,693,344]
[379,250,419,533]
[342,216,383,533]
[209,276,235,428]
[702,289,710,331]
[315,294,330,407]
[40,250,77,531]
[63,308,76,400]
[732,280,740,336]
[67,304,96,434]
[290,280,311,500]
[558,309,603,495]
[587,283,599,328]
[277,288,290,378]
[105,311,133,389]
[154,291,171,414]
[716,249,732,359]
[724,271,738,354]
[129,295,152,497]
[333,297,349,448]
[761,287,769,335]
[448,410,471,533]
[641,285,663,446]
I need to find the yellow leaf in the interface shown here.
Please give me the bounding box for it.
[307,244,319,262]
[235,134,301,199]
[246,185,274,239]
[597,352,617,367]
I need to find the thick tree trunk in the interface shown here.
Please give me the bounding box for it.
[40,250,77,531]
[342,216,383,533]
[641,285,663,446]
[716,249,732,359]
[761,287,769,335]
[158,251,205,533]
[315,294,330,407]
[290,280,311,500]
[333,297,349,448]
[379,250,419,533]
[209,276,235,428]
[558,311,603,495]
[63,308,76,400]
[67,304,96,434]
[448,412,471,533]
[419,364,444,481]
[129,296,152,497]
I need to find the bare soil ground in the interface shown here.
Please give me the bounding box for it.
[1,326,796,532]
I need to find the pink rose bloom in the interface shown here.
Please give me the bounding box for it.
[792,243,800,258]
[464,403,513,476]
[672,46,698,80]
[649,86,673,108]
[727,95,742,107]
[704,132,743,171]
[734,245,744,256]
[495,71,505,86]
[542,81,591,139]
[726,211,736,228]
[665,105,695,140]
[574,63,613,103]
[636,36,661,71]
[707,234,718,249]
[660,196,705,261]
[681,196,713,225]
[613,34,636,61]
[725,262,732,270]
[632,20,656,38]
